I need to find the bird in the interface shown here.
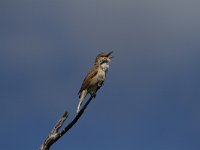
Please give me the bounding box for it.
[76,51,113,113]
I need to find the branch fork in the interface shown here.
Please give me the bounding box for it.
[39,96,94,150]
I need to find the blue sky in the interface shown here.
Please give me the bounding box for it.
[1,0,200,150]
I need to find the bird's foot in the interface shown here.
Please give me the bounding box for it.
[91,93,96,98]
[98,82,104,87]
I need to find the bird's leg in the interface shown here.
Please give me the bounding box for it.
[90,88,98,98]
[90,81,104,98]
[98,81,104,87]
[91,92,96,98]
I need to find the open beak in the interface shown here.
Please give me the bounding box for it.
[106,51,114,59]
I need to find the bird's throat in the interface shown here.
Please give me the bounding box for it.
[100,62,109,72]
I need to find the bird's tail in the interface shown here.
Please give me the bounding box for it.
[77,90,87,113]
[77,103,81,113]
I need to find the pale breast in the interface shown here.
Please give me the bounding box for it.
[89,63,109,88]
[98,69,106,81]
[98,63,109,80]
[88,63,109,94]
[101,63,109,72]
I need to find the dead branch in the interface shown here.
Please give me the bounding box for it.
[39,96,94,150]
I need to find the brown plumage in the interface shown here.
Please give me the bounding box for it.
[78,64,99,96]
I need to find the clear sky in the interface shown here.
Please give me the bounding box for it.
[1,0,200,150]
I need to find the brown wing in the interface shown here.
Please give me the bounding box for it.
[78,64,99,95]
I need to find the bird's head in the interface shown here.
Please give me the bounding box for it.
[95,51,113,65]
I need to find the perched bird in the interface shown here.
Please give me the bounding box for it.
[77,51,113,113]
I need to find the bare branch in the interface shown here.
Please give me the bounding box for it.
[39,96,94,150]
